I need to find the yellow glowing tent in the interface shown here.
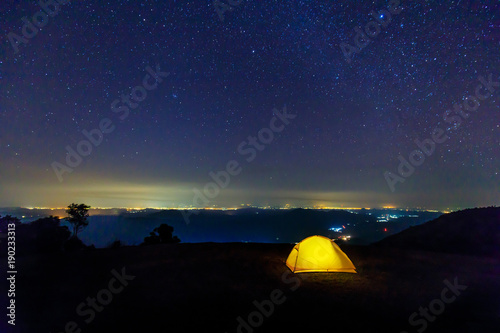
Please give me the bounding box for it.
[286,235,357,273]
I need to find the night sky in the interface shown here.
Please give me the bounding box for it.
[0,0,499,209]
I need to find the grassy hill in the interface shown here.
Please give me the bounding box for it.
[2,208,499,333]
[2,243,499,332]
[377,207,500,257]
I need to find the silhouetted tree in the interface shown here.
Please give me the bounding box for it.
[155,224,180,243]
[28,216,71,253]
[143,223,180,245]
[143,232,161,245]
[64,236,88,252]
[0,215,74,255]
[65,203,90,238]
[0,215,21,232]
[108,239,122,249]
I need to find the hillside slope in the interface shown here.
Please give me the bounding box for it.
[377,207,500,257]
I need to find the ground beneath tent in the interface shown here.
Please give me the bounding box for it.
[5,243,500,333]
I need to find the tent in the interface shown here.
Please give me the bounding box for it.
[286,235,357,273]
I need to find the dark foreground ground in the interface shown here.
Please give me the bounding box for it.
[3,242,500,333]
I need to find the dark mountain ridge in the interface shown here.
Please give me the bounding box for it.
[377,207,500,257]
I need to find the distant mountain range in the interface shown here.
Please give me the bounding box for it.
[124,208,443,244]
[2,206,498,252]
[1,206,444,245]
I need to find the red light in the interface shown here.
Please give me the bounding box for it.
[384,228,387,232]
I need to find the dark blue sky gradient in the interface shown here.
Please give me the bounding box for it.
[0,0,499,209]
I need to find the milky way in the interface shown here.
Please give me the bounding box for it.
[0,0,498,209]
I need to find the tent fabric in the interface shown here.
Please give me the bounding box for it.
[286,235,357,273]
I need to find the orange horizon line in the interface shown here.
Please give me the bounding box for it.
[11,206,454,212]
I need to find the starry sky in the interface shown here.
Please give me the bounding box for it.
[0,0,499,210]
